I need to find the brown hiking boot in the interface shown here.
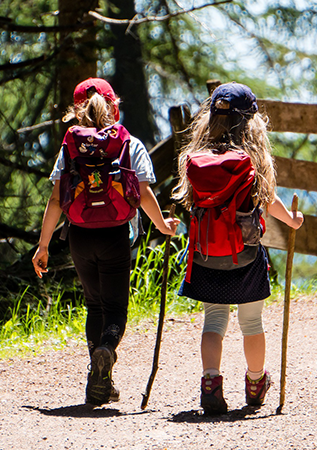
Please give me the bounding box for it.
[245,371,271,406]
[85,345,119,406]
[200,374,228,415]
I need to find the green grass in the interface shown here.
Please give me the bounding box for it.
[128,233,202,322]
[0,287,87,359]
[0,234,316,359]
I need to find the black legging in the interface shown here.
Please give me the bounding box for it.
[69,223,131,357]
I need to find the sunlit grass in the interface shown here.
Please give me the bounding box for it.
[0,288,87,359]
[1,233,315,359]
[128,233,202,324]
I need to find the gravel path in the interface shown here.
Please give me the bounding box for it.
[1,294,316,450]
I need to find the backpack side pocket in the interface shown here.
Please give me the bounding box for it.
[236,205,262,245]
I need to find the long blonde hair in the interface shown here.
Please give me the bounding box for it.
[172,97,276,210]
[62,91,119,129]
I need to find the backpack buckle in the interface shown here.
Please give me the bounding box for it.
[109,158,121,181]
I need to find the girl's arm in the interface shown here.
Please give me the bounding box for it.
[139,181,180,235]
[32,181,63,278]
[267,193,304,230]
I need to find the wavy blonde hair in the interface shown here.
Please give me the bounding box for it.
[172,97,276,211]
[62,91,119,128]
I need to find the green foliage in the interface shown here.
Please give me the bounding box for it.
[0,286,86,359]
[1,0,58,23]
[217,1,317,96]
[0,1,60,266]
[268,247,317,287]
[135,2,233,113]
[271,132,317,162]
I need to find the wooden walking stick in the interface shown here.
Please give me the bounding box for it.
[141,203,176,410]
[276,193,298,415]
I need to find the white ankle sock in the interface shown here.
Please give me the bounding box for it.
[203,368,220,378]
[247,369,264,381]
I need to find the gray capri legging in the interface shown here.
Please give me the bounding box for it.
[203,300,265,337]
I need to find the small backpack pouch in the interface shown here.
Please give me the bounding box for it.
[129,209,146,246]
[236,204,263,246]
[118,166,141,209]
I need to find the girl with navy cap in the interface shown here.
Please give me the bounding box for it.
[32,78,179,406]
[173,82,303,414]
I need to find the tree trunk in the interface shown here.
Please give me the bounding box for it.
[108,1,156,149]
[57,0,99,138]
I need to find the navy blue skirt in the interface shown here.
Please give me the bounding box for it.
[179,244,271,304]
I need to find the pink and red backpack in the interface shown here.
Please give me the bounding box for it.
[59,124,140,230]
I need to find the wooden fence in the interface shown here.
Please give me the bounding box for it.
[149,80,317,257]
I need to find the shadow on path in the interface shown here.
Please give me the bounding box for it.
[22,404,152,418]
[169,405,276,423]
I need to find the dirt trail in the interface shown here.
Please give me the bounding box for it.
[1,295,316,450]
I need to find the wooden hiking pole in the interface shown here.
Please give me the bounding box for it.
[276,193,298,415]
[141,203,176,410]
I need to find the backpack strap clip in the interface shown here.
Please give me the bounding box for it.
[69,159,82,188]
[59,217,70,241]
[109,158,121,181]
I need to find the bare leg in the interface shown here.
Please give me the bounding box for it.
[244,332,270,406]
[243,332,265,373]
[201,331,223,372]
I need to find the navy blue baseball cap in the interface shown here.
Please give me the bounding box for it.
[210,82,258,116]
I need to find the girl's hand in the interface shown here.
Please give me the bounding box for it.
[159,217,181,236]
[268,194,304,230]
[32,246,49,279]
[289,211,304,230]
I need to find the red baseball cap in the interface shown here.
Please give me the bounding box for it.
[73,78,120,121]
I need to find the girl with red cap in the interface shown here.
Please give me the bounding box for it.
[173,82,303,415]
[32,78,179,406]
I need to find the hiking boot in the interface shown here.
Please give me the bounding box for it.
[200,374,228,415]
[245,371,271,406]
[85,345,119,406]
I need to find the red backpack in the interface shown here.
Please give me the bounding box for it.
[59,124,140,230]
[185,150,264,282]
